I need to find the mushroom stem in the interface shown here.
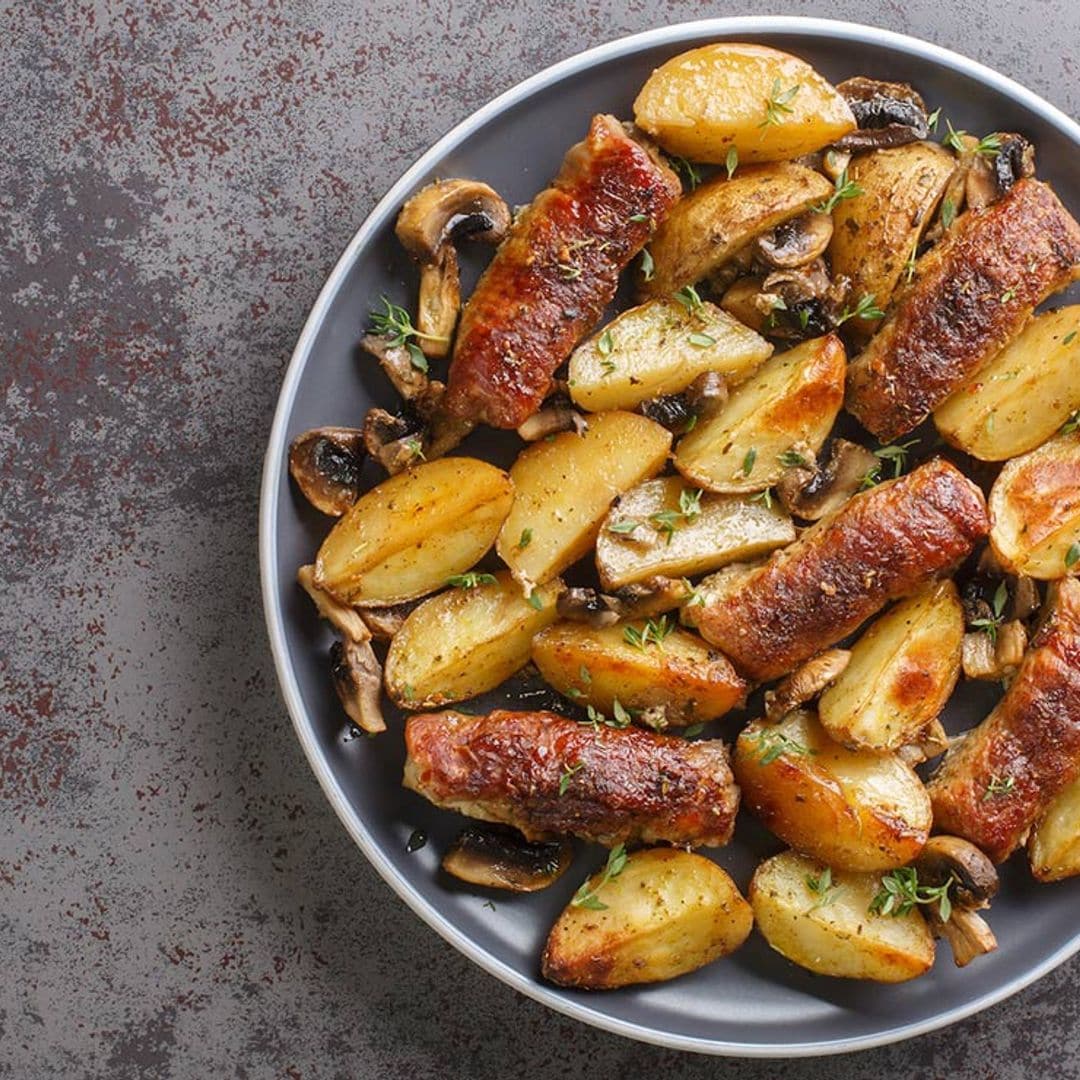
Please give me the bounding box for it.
[516,404,587,441]
[764,649,850,721]
[330,637,387,735]
[927,906,998,968]
[297,565,370,643]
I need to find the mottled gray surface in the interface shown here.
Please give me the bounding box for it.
[3,1,1080,1077]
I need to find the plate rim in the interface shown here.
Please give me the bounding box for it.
[259,15,1080,1057]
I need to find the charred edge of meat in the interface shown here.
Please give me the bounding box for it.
[288,427,366,516]
[441,824,573,892]
[834,77,929,150]
[776,439,880,521]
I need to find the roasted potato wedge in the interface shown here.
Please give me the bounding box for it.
[497,411,672,589]
[642,163,833,297]
[989,431,1080,579]
[818,581,964,751]
[734,710,932,871]
[316,457,513,606]
[542,848,753,989]
[633,43,855,165]
[934,307,1080,461]
[568,298,772,413]
[750,850,935,982]
[384,572,561,708]
[1029,774,1080,882]
[596,476,795,590]
[674,334,845,493]
[828,142,956,341]
[531,618,746,726]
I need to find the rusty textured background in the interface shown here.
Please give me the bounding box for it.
[3,1,1080,1076]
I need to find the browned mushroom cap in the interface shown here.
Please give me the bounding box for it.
[556,587,622,628]
[362,408,425,475]
[357,599,422,641]
[1010,575,1040,621]
[288,427,366,516]
[834,77,929,150]
[395,179,511,358]
[556,578,691,627]
[330,637,386,734]
[775,439,879,521]
[755,212,834,269]
[639,372,728,433]
[764,649,851,721]
[965,133,1036,210]
[916,835,999,908]
[516,402,588,441]
[441,824,573,892]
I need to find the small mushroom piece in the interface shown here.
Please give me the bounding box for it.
[357,599,421,642]
[361,333,431,402]
[639,391,695,432]
[755,212,834,269]
[441,824,572,892]
[395,179,512,358]
[821,148,852,183]
[516,403,588,441]
[764,649,851,721]
[966,133,1036,210]
[913,835,999,967]
[1009,575,1040,622]
[962,621,1028,681]
[297,565,371,643]
[775,439,880,521]
[361,408,423,475]
[834,77,929,150]
[288,427,366,516]
[330,637,387,734]
[896,718,950,766]
[610,577,693,620]
[556,587,621,628]
[684,370,729,422]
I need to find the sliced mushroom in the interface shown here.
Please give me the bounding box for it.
[297,564,371,642]
[684,371,730,422]
[395,179,511,358]
[361,408,423,475]
[288,427,366,516]
[896,718,950,766]
[640,392,695,432]
[913,835,999,967]
[962,620,1028,681]
[755,212,834,269]
[330,637,386,734]
[441,824,572,892]
[821,148,852,183]
[556,587,622,628]
[357,600,421,641]
[965,133,1036,210]
[776,439,879,521]
[834,77,929,150]
[361,333,432,401]
[1009,575,1040,622]
[516,402,588,441]
[556,577,692,627]
[764,649,851,721]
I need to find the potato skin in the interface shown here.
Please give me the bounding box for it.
[542,848,753,989]
[633,43,855,164]
[734,711,932,871]
[384,572,561,709]
[989,431,1080,579]
[929,578,1080,863]
[694,458,988,683]
[315,457,513,606]
[751,851,934,982]
[642,162,832,297]
[531,619,746,725]
[846,179,1080,442]
[818,580,964,751]
[934,306,1080,461]
[1029,773,1080,882]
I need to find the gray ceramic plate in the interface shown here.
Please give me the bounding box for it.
[260,17,1080,1056]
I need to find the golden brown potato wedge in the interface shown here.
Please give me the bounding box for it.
[542,847,753,989]
[497,411,672,589]
[674,334,846,493]
[531,618,746,726]
[316,457,513,606]
[642,163,833,297]
[596,476,795,590]
[750,850,935,982]
[1029,774,1080,882]
[829,142,956,341]
[633,43,855,165]
[934,307,1080,461]
[568,298,772,413]
[818,581,964,751]
[734,710,932,871]
[384,572,561,708]
[989,431,1080,579]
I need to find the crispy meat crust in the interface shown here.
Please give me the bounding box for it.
[846,179,1080,442]
[444,115,681,429]
[694,458,989,683]
[928,578,1080,863]
[403,709,738,848]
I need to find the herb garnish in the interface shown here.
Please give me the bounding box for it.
[608,518,642,536]
[869,867,954,922]
[760,78,801,127]
[598,329,614,357]
[1063,330,1078,346]
[683,723,706,738]
[970,580,1008,643]
[517,528,533,550]
[725,145,739,180]
[571,844,628,910]
[813,167,863,215]
[834,293,885,325]
[742,447,757,476]
[984,774,1016,800]
[754,728,816,766]
[688,332,716,348]
[527,589,544,611]
[1066,542,1080,570]
[941,197,957,230]
[805,866,839,910]
[668,154,701,190]
[860,438,919,488]
[927,106,942,132]
[751,488,775,509]
[558,761,585,795]
[406,828,428,853]
[640,248,655,282]
[446,572,497,589]
[623,615,674,651]
[369,296,446,372]
[673,284,704,313]
[778,449,810,469]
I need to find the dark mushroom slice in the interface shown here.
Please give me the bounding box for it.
[966,133,1036,210]
[755,212,834,269]
[297,564,370,642]
[361,408,425,475]
[556,578,692,627]
[834,77,929,150]
[764,649,851,721]
[442,824,573,892]
[395,179,512,358]
[775,439,879,521]
[288,427,366,516]
[913,835,999,967]
[1010,575,1040,622]
[557,587,622,628]
[330,637,386,734]
[358,599,422,641]
[516,402,588,441]
[639,373,729,432]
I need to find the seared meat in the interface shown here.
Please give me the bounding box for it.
[694,459,989,683]
[846,179,1080,442]
[928,578,1080,863]
[444,115,681,429]
[403,709,738,848]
